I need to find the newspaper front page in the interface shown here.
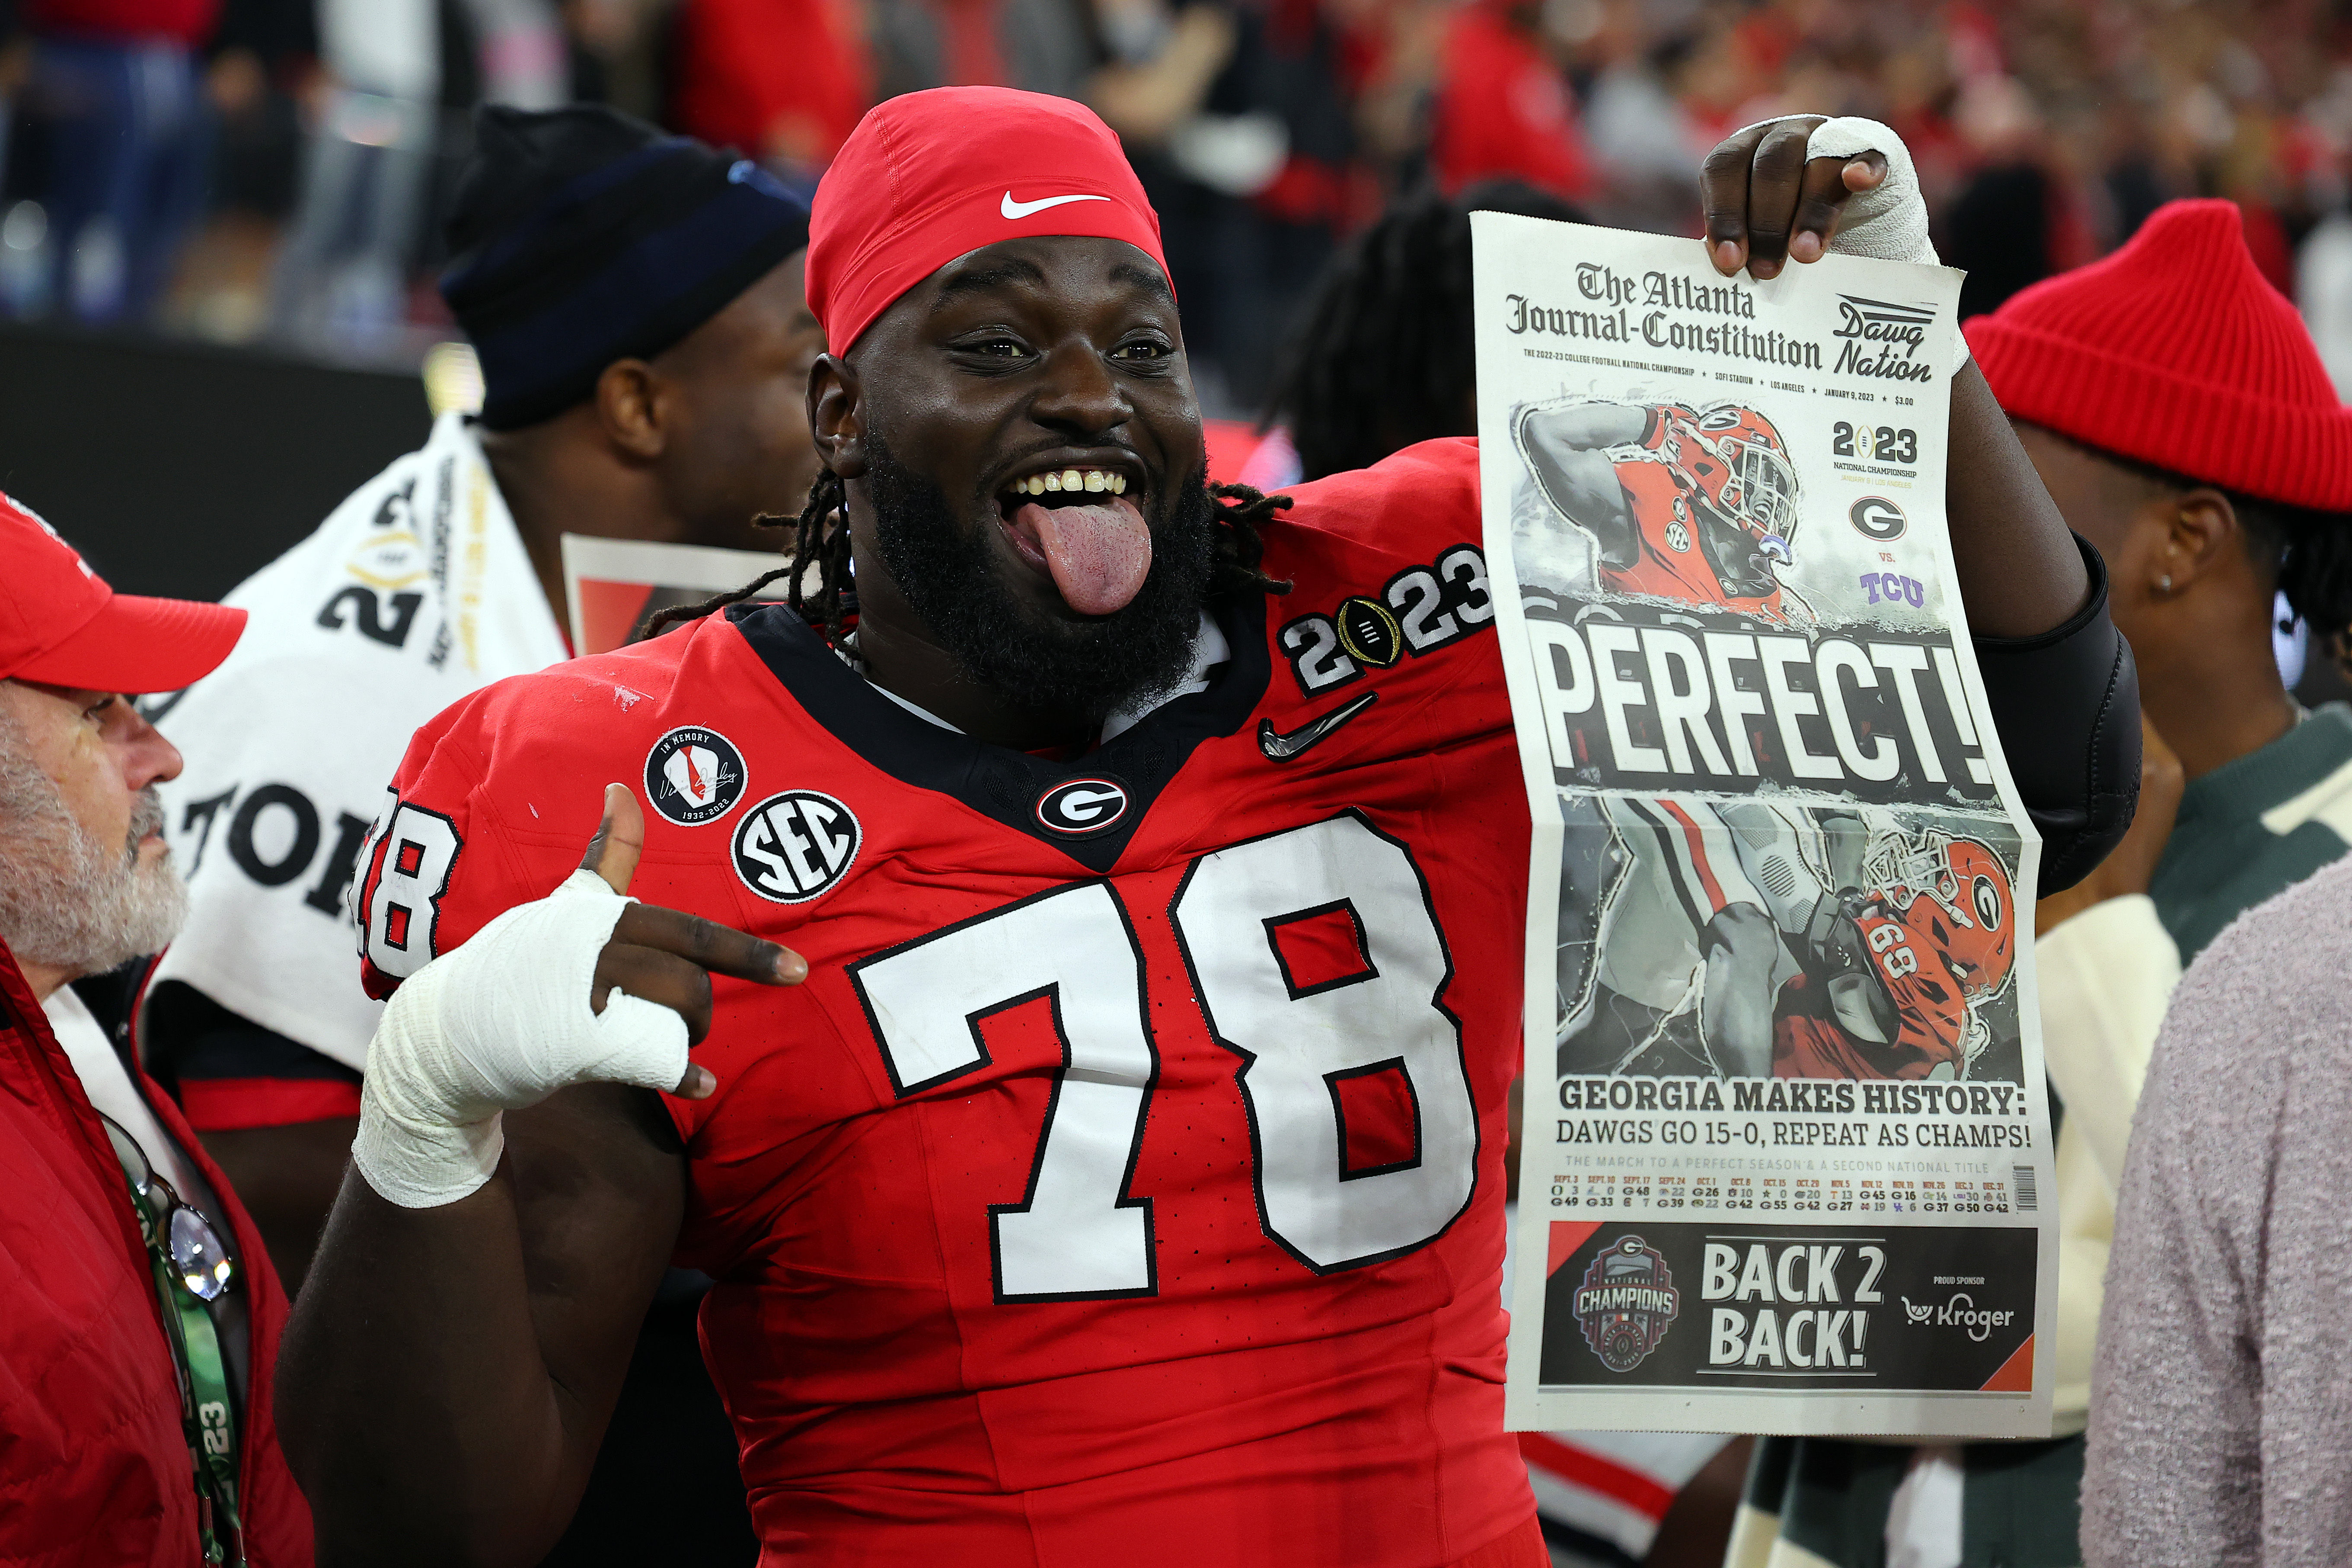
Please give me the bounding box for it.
[1477,214,2056,1439]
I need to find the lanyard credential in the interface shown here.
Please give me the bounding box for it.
[100,1115,245,1566]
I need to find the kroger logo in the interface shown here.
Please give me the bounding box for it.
[1901,1293,2015,1343]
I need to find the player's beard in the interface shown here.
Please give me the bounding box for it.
[0,715,187,978]
[865,431,1218,723]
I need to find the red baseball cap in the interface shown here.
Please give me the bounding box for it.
[0,491,246,693]
[806,86,1170,353]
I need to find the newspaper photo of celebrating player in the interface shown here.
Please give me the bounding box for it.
[1477,214,2057,1440]
[1554,798,2026,1087]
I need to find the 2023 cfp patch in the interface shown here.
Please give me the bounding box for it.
[1035,776,1130,837]
[645,727,747,826]
[733,790,861,903]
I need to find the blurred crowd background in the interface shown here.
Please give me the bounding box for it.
[7,0,2352,417]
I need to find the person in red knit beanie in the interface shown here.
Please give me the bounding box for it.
[1733,196,2352,1568]
[1968,196,2352,945]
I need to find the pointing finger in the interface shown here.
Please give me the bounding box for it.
[593,943,717,1042]
[579,783,644,895]
[615,900,807,985]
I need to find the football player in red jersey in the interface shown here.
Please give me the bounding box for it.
[1516,399,1803,618]
[1700,815,2018,1081]
[278,102,2132,1566]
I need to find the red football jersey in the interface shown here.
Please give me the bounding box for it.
[1769,952,1964,1082]
[1598,406,1787,618]
[356,439,1536,1566]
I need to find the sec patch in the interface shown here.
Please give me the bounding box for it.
[645,726,747,826]
[734,790,861,903]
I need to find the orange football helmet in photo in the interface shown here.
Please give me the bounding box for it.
[1675,404,1800,552]
[1861,829,2018,1007]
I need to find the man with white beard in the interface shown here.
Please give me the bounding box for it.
[0,491,313,1565]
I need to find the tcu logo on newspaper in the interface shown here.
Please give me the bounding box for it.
[1572,1234,1682,1372]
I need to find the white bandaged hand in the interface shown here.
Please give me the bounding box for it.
[1730,115,1968,367]
[354,869,691,1208]
[1805,116,1937,267]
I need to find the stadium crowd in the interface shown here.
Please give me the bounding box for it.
[3,4,2352,1568]
[9,0,2352,399]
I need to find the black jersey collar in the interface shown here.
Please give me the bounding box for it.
[728,594,1271,873]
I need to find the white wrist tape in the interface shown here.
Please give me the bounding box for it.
[1804,116,1937,266]
[1730,115,1968,368]
[354,869,691,1208]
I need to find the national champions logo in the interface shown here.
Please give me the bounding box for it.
[1572,1234,1682,1373]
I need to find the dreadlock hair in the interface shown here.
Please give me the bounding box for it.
[2247,501,2352,665]
[642,468,846,640]
[1269,179,1586,482]
[1205,480,1293,601]
[2081,433,2352,667]
[644,468,1292,645]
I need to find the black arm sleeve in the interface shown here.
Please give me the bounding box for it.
[1971,533,2141,895]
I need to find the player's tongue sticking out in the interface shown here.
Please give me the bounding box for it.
[1012,495,1152,615]
[803,89,1187,613]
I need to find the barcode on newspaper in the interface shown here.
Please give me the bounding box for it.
[2011,1165,2038,1211]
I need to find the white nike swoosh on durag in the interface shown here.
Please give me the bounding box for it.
[1002,191,1112,220]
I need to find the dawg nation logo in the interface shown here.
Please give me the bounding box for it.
[1573,1234,1683,1372]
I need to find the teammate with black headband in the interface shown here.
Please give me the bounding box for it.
[280,95,2136,1567]
[146,102,817,1563]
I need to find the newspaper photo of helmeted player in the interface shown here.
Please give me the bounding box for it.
[1477,214,2057,1440]
[1518,399,1809,622]
[1555,798,2025,1087]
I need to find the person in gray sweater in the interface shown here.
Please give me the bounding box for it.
[2085,849,2352,1565]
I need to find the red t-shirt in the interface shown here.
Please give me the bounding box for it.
[0,941,313,1568]
[1428,3,1592,201]
[24,0,218,44]
[357,439,1537,1566]
[670,0,873,168]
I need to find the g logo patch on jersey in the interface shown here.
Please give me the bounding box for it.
[732,790,860,903]
[1035,777,1130,837]
[645,727,747,826]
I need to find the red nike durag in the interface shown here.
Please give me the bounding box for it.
[803,86,1171,356]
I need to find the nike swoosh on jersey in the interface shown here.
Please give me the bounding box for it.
[1002,191,1112,220]
[1258,691,1378,761]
